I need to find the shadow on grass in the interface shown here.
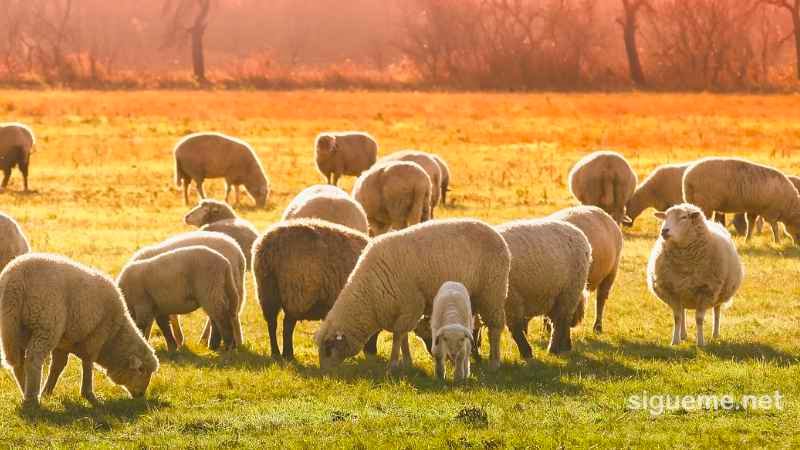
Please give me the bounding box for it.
[603,337,798,365]
[155,344,277,370]
[737,244,800,258]
[18,395,171,427]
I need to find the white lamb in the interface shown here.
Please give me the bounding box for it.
[430,281,473,382]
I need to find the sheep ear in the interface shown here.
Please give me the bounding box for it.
[653,211,666,220]
[621,216,633,227]
[689,211,701,221]
[129,355,143,370]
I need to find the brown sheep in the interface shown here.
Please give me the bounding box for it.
[174,132,270,208]
[732,175,800,237]
[379,150,442,215]
[0,122,35,192]
[315,132,378,186]
[568,151,638,225]
[431,154,451,206]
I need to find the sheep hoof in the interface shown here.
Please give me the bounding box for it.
[593,324,603,334]
[82,392,100,405]
[21,398,40,409]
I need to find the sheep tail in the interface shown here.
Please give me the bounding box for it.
[224,265,244,346]
[411,183,431,223]
[0,276,22,368]
[571,289,588,328]
[174,158,185,188]
[600,176,615,208]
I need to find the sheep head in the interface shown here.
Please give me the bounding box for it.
[431,324,473,364]
[654,203,705,246]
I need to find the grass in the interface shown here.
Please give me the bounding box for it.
[1,90,799,448]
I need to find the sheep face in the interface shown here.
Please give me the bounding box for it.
[432,325,473,366]
[654,205,705,246]
[246,182,268,208]
[184,203,212,226]
[106,355,158,398]
[316,328,359,370]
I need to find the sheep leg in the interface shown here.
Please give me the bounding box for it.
[363,332,379,355]
[712,305,722,339]
[155,315,178,352]
[196,180,206,199]
[224,182,232,203]
[169,315,185,348]
[745,214,756,241]
[768,220,781,243]
[42,350,68,397]
[509,322,532,360]
[79,358,99,405]
[200,319,213,346]
[22,351,46,407]
[732,213,748,236]
[182,179,190,205]
[671,306,683,345]
[695,308,706,347]
[332,173,340,186]
[680,308,688,341]
[471,323,482,362]
[434,354,445,381]
[400,334,412,368]
[388,332,405,373]
[19,160,29,192]
[235,185,241,206]
[594,272,616,333]
[713,212,726,227]
[282,316,297,361]
[263,305,281,358]
[754,215,765,234]
[1,168,10,189]
[455,353,469,382]
[549,318,572,354]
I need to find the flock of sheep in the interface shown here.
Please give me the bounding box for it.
[0,120,797,408]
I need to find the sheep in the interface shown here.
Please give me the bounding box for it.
[183,199,259,270]
[252,219,369,360]
[174,132,270,208]
[430,281,473,382]
[117,246,243,352]
[0,122,35,192]
[431,154,451,206]
[647,204,744,346]
[0,212,30,272]
[625,163,689,226]
[568,151,638,225]
[732,175,800,237]
[496,219,592,357]
[130,231,246,351]
[282,185,369,234]
[314,132,378,186]
[683,157,800,244]
[352,161,432,236]
[0,253,159,407]
[315,219,510,372]
[547,206,622,333]
[379,150,442,215]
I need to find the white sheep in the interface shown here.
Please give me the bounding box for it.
[648,204,744,346]
[0,212,30,272]
[379,150,442,215]
[430,281,473,382]
[315,132,378,186]
[568,150,638,225]
[282,185,369,234]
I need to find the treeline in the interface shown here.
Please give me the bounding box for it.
[0,0,798,91]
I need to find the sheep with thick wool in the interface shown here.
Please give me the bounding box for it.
[184,199,259,270]
[117,246,243,351]
[315,132,378,186]
[568,151,637,225]
[282,185,369,234]
[497,219,592,357]
[0,122,35,191]
[316,219,510,372]
[379,150,442,214]
[430,281,474,382]
[0,212,29,272]
[0,253,159,407]
[648,204,743,346]
[252,219,369,360]
[625,163,689,226]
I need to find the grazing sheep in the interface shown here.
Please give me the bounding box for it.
[497,219,592,357]
[174,132,270,208]
[352,161,432,236]
[430,281,473,382]
[315,219,510,372]
[0,122,34,192]
[130,231,246,350]
[625,163,689,226]
[547,206,622,333]
[117,246,243,351]
[184,199,259,270]
[379,150,442,214]
[0,212,30,272]
[0,253,159,406]
[252,219,369,360]
[431,154,451,206]
[732,175,800,237]
[414,315,483,360]
[315,132,378,186]
[568,151,638,225]
[282,185,369,234]
[648,204,744,346]
[683,157,800,244]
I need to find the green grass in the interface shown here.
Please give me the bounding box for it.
[0,90,799,448]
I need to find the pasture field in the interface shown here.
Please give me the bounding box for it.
[1,90,799,448]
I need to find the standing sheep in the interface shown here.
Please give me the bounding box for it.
[547,206,622,333]
[352,161,432,236]
[647,204,744,346]
[316,219,510,372]
[431,154,451,206]
[130,231,246,350]
[252,219,369,360]
[0,254,159,407]
[379,150,442,214]
[117,246,243,352]
[430,281,474,382]
[174,132,270,208]
[732,175,800,237]
[683,157,800,244]
[184,199,259,270]
[315,132,378,186]
[282,185,369,234]
[497,219,592,357]
[0,212,30,272]
[568,151,638,225]
[0,122,35,192]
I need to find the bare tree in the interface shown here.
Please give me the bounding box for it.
[762,0,800,79]
[618,0,651,86]
[163,0,212,83]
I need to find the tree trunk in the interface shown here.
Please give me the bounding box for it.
[794,10,800,80]
[622,10,646,86]
[191,25,206,83]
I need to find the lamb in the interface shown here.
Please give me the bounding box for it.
[117,246,243,352]
[683,157,800,244]
[282,185,369,234]
[647,204,744,346]
[130,231,246,350]
[0,212,30,272]
[183,199,259,270]
[430,281,473,382]
[431,154,451,206]
[315,219,510,372]
[352,161,432,236]
[315,132,378,186]
[0,253,159,407]
[496,219,592,357]
[568,151,638,225]
[379,150,442,214]
[0,122,35,191]
[547,206,622,333]
[252,219,369,360]
[174,132,270,208]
